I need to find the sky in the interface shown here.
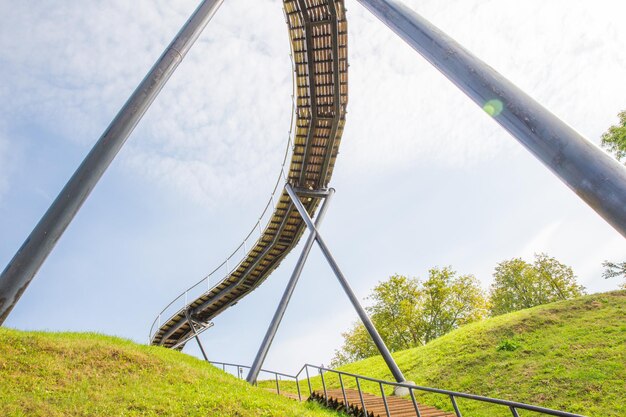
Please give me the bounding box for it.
[1,0,625,376]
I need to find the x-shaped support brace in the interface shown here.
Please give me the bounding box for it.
[246,184,406,384]
[179,309,213,361]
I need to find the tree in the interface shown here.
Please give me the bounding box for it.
[330,322,378,368]
[601,110,626,162]
[366,274,423,349]
[602,261,626,289]
[489,253,585,316]
[330,270,487,367]
[331,275,422,368]
[421,267,488,343]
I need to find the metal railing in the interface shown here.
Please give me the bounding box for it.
[206,360,587,417]
[148,140,293,343]
[208,361,303,400]
[148,21,300,343]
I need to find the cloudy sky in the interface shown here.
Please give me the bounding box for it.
[1,0,625,374]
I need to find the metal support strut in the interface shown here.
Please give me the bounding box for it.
[0,0,225,324]
[185,310,209,362]
[357,0,626,238]
[246,189,335,384]
[285,184,406,383]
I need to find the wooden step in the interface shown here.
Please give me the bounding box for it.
[311,388,456,417]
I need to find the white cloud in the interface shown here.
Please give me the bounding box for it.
[2,0,625,369]
[0,0,291,206]
[1,0,625,205]
[341,0,626,174]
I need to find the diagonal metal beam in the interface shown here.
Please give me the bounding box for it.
[357,0,626,238]
[185,310,210,362]
[246,189,334,384]
[285,184,407,383]
[0,0,225,324]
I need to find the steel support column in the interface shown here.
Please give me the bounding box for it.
[357,0,626,238]
[186,310,209,362]
[285,184,406,383]
[0,0,225,324]
[246,189,335,384]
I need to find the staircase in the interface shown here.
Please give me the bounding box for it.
[209,361,585,417]
[310,388,455,417]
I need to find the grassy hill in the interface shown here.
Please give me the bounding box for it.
[272,291,626,417]
[0,330,341,417]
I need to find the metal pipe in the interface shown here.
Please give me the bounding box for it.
[0,0,225,324]
[194,336,209,362]
[357,0,626,238]
[306,366,313,396]
[185,311,209,362]
[380,382,391,417]
[451,395,463,417]
[339,373,349,413]
[410,388,422,417]
[356,377,368,416]
[296,377,302,402]
[320,368,328,405]
[246,190,334,384]
[285,184,407,383]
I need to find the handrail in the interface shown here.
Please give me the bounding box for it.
[148,152,291,342]
[148,28,300,343]
[204,360,587,417]
[301,364,588,417]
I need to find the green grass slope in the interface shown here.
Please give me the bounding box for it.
[0,330,341,417]
[280,291,626,417]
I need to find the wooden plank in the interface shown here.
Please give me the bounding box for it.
[311,389,457,417]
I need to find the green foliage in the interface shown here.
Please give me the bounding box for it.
[331,321,379,367]
[0,330,341,417]
[367,274,423,349]
[495,339,520,352]
[490,253,584,316]
[331,270,487,367]
[602,260,626,289]
[601,110,626,162]
[272,291,626,417]
[421,267,488,343]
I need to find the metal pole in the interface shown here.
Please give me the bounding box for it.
[186,310,209,362]
[246,190,335,384]
[194,336,209,362]
[0,0,225,324]
[285,184,406,383]
[357,0,626,238]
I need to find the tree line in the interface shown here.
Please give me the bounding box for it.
[330,110,626,367]
[331,253,586,367]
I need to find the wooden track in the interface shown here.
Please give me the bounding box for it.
[151,0,348,348]
[311,389,456,417]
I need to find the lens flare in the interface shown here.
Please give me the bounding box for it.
[483,99,504,117]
